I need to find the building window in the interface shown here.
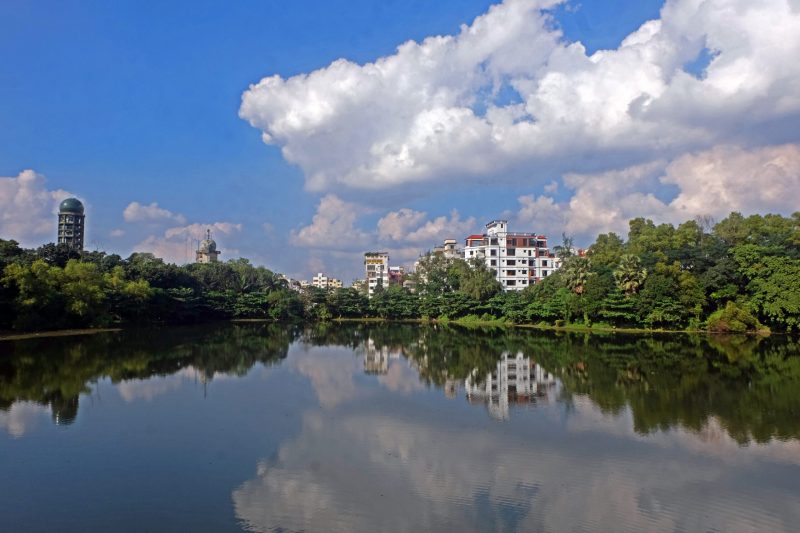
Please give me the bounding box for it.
[507,248,516,256]
[490,259,496,266]
[542,260,548,267]
[506,280,516,286]
[490,249,496,256]
[542,270,548,276]
[490,238,498,245]
[507,259,516,266]
[507,270,516,276]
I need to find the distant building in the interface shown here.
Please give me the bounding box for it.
[196,229,221,263]
[465,352,557,420]
[311,272,343,290]
[413,238,464,276]
[57,198,85,251]
[351,279,367,293]
[432,238,463,259]
[311,272,329,289]
[364,252,389,297]
[388,265,405,286]
[464,220,563,291]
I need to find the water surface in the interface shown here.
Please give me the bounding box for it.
[1,324,799,532]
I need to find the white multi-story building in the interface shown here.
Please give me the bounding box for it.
[311,272,343,290]
[465,352,557,420]
[364,252,389,297]
[311,272,329,289]
[464,220,563,291]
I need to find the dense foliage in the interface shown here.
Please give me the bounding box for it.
[1,211,799,332]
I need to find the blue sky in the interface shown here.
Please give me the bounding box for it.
[2,0,799,281]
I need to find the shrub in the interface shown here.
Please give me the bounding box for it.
[707,301,769,334]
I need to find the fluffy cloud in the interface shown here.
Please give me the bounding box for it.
[240,0,800,193]
[291,195,371,249]
[123,201,186,224]
[516,144,800,241]
[294,196,474,254]
[134,221,242,264]
[377,208,475,243]
[0,170,78,246]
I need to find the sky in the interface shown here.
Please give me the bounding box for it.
[1,0,799,282]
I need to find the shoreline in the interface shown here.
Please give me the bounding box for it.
[0,327,122,341]
[0,319,775,341]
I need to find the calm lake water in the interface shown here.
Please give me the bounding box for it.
[1,323,799,532]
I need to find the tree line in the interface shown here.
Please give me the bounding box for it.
[1,210,799,332]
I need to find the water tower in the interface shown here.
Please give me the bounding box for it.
[57,198,85,251]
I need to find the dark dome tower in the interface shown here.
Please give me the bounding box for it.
[57,198,85,251]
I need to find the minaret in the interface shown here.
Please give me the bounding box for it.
[196,229,221,263]
[57,198,85,251]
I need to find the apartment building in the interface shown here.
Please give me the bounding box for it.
[464,220,563,291]
[364,252,389,297]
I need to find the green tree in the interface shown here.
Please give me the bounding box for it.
[598,290,637,327]
[457,258,501,302]
[734,245,800,331]
[588,232,624,268]
[614,254,647,296]
[562,257,592,296]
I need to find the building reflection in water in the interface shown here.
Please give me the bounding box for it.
[465,352,557,420]
[361,335,557,420]
[363,338,404,375]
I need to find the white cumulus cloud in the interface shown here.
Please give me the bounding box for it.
[377,208,475,243]
[0,170,78,247]
[240,0,800,194]
[516,144,800,240]
[292,195,372,249]
[123,201,186,224]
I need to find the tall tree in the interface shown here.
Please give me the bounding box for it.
[614,255,647,296]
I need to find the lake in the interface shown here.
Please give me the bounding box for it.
[1,323,799,532]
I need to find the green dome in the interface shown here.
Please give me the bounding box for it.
[59,198,84,214]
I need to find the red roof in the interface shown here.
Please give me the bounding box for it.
[466,234,485,240]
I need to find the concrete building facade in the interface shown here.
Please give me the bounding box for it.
[464,220,563,291]
[57,198,85,251]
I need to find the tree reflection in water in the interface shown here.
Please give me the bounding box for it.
[1,322,799,443]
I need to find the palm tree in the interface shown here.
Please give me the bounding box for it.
[614,255,647,296]
[562,257,592,295]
